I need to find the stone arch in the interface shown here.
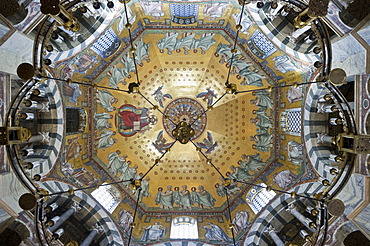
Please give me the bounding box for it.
[339,0,370,28]
[332,221,359,244]
[0,219,32,245]
[344,230,370,246]
[0,0,28,25]
[8,220,31,241]
[0,228,22,246]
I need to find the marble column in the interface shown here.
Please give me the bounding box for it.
[45,202,59,213]
[52,228,64,239]
[318,94,332,102]
[80,224,103,246]
[28,134,45,143]
[324,165,338,175]
[317,133,335,144]
[286,204,315,232]
[21,132,50,145]
[299,229,310,241]
[330,118,343,125]
[329,154,342,162]
[317,103,338,113]
[23,99,50,112]
[20,149,34,157]
[280,6,290,17]
[20,112,35,120]
[48,202,81,233]
[32,88,47,97]
[290,25,311,43]
[266,225,285,246]
[267,3,284,20]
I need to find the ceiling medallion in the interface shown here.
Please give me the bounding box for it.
[163,98,207,141]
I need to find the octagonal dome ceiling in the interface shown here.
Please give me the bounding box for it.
[45,0,317,232]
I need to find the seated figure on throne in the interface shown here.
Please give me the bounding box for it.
[117,105,157,137]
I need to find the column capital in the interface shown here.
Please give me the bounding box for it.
[39,132,50,144]
[286,203,296,212]
[266,225,277,234]
[70,201,82,212]
[92,224,104,233]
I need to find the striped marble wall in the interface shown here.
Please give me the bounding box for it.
[46,3,122,62]
[247,3,320,64]
[40,180,124,246]
[304,83,338,180]
[25,79,64,177]
[243,181,324,246]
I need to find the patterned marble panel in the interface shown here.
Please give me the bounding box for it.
[335,174,365,216]
[331,35,366,76]
[0,206,10,224]
[353,203,370,238]
[358,21,370,46]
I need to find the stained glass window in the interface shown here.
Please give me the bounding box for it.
[91,183,121,213]
[245,183,276,214]
[170,216,198,239]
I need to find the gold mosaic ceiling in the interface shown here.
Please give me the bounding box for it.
[52,0,310,213]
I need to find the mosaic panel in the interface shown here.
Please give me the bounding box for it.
[91,28,122,58]
[247,30,277,59]
[170,4,198,25]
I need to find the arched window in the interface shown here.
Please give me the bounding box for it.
[170,216,198,239]
[91,183,121,213]
[280,108,302,136]
[245,183,276,214]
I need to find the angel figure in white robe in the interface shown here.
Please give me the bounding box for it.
[94,112,112,130]
[287,140,304,165]
[96,90,118,112]
[233,11,252,34]
[273,55,297,73]
[96,130,117,150]
[107,66,126,88]
[117,6,136,33]
[157,33,179,54]
[107,150,128,176]
[139,1,164,18]
[118,209,133,233]
[204,3,228,20]
[273,169,297,189]
[134,39,150,66]
[287,85,304,103]
[232,210,250,234]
